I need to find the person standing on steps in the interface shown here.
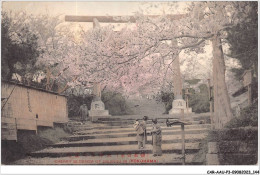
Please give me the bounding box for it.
[133,119,145,149]
[151,118,162,156]
[140,116,148,147]
[79,104,89,124]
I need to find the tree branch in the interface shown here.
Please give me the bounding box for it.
[179,39,206,50]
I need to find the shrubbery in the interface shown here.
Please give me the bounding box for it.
[67,94,93,119]
[102,91,133,115]
[157,91,174,114]
[2,130,52,164]
[67,91,132,118]
[38,127,70,143]
[225,100,258,128]
[188,84,210,113]
[1,126,70,164]
[159,84,210,114]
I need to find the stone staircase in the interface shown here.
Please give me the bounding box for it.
[15,116,210,165]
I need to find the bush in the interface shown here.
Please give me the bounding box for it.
[189,84,210,113]
[67,94,93,118]
[156,91,174,114]
[67,91,132,117]
[202,127,258,165]
[38,127,70,143]
[185,79,201,85]
[1,130,53,164]
[159,84,210,114]
[102,91,133,115]
[192,138,208,164]
[189,93,210,113]
[225,100,258,128]
[1,127,69,164]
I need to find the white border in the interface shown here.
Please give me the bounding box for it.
[1,165,260,174]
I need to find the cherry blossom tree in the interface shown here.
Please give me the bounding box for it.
[1,11,81,92]
[24,13,83,92]
[73,2,255,128]
[71,25,171,95]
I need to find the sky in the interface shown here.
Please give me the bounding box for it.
[2,1,189,33]
[2,1,188,16]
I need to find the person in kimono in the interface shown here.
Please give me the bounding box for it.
[140,116,148,146]
[79,104,89,123]
[133,119,145,149]
[151,118,162,156]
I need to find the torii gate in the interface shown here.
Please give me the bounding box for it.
[65,14,233,128]
[65,14,188,113]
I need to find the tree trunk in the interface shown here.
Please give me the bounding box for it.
[46,67,51,90]
[211,35,233,129]
[57,76,79,94]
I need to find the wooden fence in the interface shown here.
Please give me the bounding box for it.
[1,81,68,141]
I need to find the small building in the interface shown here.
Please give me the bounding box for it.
[1,81,68,141]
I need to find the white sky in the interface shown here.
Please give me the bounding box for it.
[2,1,189,31]
[2,1,188,16]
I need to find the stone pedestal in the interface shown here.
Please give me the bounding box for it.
[89,98,110,122]
[169,97,193,114]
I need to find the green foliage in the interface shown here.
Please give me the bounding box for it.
[208,127,258,142]
[38,127,69,143]
[198,84,208,92]
[102,91,132,115]
[226,2,257,79]
[1,12,40,81]
[225,101,258,128]
[192,137,208,165]
[193,126,258,165]
[160,85,209,114]
[67,94,93,118]
[226,2,258,103]
[189,84,210,113]
[67,91,132,118]
[206,127,258,165]
[158,91,174,114]
[1,130,52,164]
[185,79,201,85]
[1,127,70,164]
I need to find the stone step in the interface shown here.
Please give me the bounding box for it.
[29,142,201,158]
[74,124,211,135]
[65,128,209,141]
[93,119,198,125]
[72,123,210,132]
[51,133,207,147]
[68,113,210,124]
[15,153,203,165]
